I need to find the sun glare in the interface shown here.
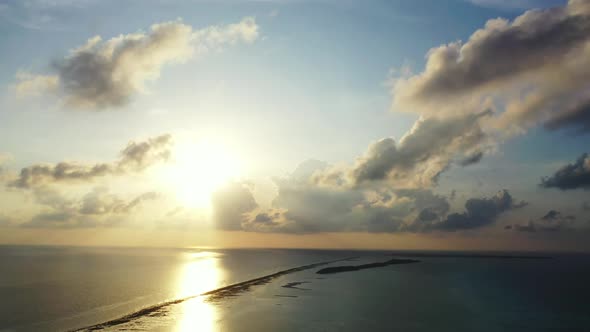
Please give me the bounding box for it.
[162,139,241,209]
[175,251,223,332]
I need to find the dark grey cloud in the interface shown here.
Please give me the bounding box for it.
[542,209,561,220]
[430,190,526,231]
[540,153,590,190]
[459,151,484,167]
[544,99,590,133]
[7,134,171,189]
[15,18,259,110]
[393,0,590,134]
[9,163,113,189]
[509,209,576,232]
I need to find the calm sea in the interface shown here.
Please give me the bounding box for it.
[0,246,589,331]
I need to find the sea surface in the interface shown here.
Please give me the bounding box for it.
[1,245,589,332]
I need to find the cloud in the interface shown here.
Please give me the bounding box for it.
[313,111,492,188]
[424,189,527,232]
[543,99,590,133]
[210,163,450,233]
[7,134,171,188]
[79,188,159,215]
[210,161,522,234]
[508,209,576,232]
[15,17,259,110]
[459,151,484,166]
[392,0,590,134]
[211,181,258,231]
[14,71,59,96]
[540,153,590,190]
[117,134,172,170]
[22,187,159,228]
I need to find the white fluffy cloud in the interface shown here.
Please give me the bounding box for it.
[15,17,259,109]
[311,112,492,188]
[393,0,590,135]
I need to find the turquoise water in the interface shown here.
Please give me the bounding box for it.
[1,246,589,331]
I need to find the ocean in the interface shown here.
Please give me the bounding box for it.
[1,246,589,332]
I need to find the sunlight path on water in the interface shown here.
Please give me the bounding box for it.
[175,251,223,332]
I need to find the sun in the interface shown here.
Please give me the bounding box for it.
[162,139,241,209]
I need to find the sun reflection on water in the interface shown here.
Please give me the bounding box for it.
[175,251,224,332]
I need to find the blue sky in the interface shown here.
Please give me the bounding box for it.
[0,0,588,250]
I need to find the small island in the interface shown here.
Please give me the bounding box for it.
[316,258,420,274]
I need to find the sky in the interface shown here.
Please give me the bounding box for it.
[0,0,589,251]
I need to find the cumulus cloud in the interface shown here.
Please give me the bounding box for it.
[313,111,492,188]
[540,153,590,190]
[15,17,259,110]
[210,161,521,234]
[7,134,171,188]
[421,189,527,232]
[392,0,590,134]
[22,187,159,228]
[211,181,258,231]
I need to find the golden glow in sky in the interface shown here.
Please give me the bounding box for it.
[161,138,242,209]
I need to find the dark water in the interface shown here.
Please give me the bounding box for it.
[0,246,589,331]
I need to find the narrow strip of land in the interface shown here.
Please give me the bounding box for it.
[316,258,420,275]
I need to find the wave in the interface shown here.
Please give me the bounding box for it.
[73,256,356,331]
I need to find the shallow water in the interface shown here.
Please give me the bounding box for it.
[1,246,589,331]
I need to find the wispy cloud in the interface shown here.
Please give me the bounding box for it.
[7,134,172,188]
[21,187,160,228]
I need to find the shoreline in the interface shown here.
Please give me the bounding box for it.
[73,256,357,331]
